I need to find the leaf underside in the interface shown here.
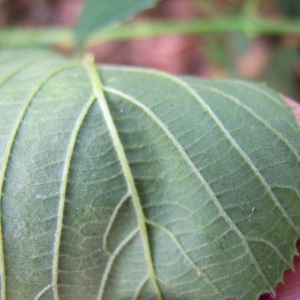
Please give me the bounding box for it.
[0,49,299,300]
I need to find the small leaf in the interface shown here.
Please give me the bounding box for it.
[75,0,158,49]
[0,49,299,299]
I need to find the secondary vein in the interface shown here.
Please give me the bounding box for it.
[146,219,225,299]
[104,77,273,291]
[0,62,77,300]
[52,94,96,299]
[199,85,300,161]
[171,75,275,291]
[97,228,139,299]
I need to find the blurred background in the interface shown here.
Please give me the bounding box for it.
[0,0,300,100]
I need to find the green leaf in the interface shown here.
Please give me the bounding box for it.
[75,0,158,49]
[0,49,300,299]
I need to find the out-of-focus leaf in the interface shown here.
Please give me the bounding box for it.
[263,45,299,99]
[276,0,300,18]
[75,0,158,49]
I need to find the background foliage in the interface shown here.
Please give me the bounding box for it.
[0,0,300,99]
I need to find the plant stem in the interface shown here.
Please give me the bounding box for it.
[1,17,300,48]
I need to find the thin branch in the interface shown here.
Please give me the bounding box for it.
[0,17,300,48]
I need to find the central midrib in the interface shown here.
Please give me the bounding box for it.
[84,57,163,300]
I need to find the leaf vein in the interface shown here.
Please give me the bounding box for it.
[199,86,300,163]
[246,237,292,268]
[156,277,186,300]
[167,75,295,292]
[85,59,162,300]
[146,219,225,299]
[103,82,273,292]
[34,284,52,300]
[0,62,78,300]
[0,53,53,86]
[103,192,131,254]
[52,95,97,299]
[132,274,149,300]
[188,85,299,233]
[97,228,139,300]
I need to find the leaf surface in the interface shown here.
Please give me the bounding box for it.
[75,0,158,49]
[0,49,300,300]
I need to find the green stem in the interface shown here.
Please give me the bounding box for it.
[1,17,300,48]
